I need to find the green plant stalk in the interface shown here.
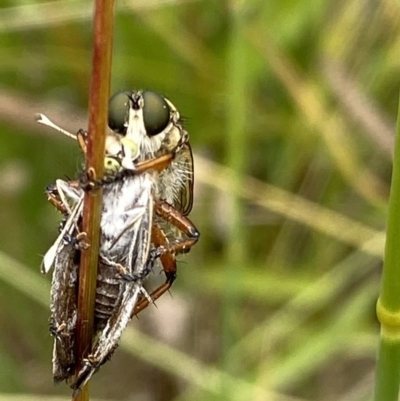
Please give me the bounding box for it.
[73,1,115,400]
[374,92,400,401]
[222,0,248,380]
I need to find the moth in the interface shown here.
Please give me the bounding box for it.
[40,90,199,393]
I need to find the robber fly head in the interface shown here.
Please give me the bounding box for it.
[108,90,186,160]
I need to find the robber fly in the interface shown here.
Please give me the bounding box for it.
[40,90,199,393]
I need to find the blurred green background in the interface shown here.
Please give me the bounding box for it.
[0,0,398,400]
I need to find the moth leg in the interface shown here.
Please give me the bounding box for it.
[112,260,153,282]
[102,240,162,284]
[46,185,68,215]
[45,179,82,215]
[55,179,82,215]
[45,180,89,249]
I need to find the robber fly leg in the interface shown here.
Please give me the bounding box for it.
[132,223,177,316]
[132,203,200,316]
[132,200,201,317]
[46,185,69,215]
[76,129,87,154]
[99,153,175,187]
[135,153,174,174]
[155,201,200,255]
[79,166,101,191]
[62,231,89,250]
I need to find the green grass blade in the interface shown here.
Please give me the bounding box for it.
[374,93,400,400]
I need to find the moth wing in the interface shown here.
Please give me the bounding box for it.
[73,182,154,392]
[50,241,79,383]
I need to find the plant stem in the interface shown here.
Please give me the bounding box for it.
[221,0,248,389]
[73,1,115,400]
[374,93,400,401]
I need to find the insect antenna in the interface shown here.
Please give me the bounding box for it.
[35,113,78,141]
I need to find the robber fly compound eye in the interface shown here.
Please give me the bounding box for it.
[108,91,131,133]
[109,90,171,137]
[142,91,171,136]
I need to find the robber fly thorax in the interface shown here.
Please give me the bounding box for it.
[40,90,199,392]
